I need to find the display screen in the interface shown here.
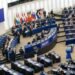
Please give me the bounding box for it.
[0,8,4,22]
[7,0,19,3]
[41,40,49,48]
[8,0,34,7]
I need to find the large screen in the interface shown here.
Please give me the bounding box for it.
[7,0,19,3]
[8,0,34,7]
[0,8,4,22]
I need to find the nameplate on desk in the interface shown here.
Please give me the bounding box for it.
[41,40,49,48]
[52,34,57,40]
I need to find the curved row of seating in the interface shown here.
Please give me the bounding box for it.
[10,36,19,48]
[10,17,57,49]
[61,7,74,22]
[61,6,75,45]
[24,26,57,58]
[8,17,57,59]
[64,22,75,45]
[12,17,56,37]
[25,23,56,36]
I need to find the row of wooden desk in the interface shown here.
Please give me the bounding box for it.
[11,61,34,75]
[51,60,75,75]
[46,51,61,63]
[64,23,75,45]
[24,27,57,58]
[11,52,60,74]
[37,55,52,67]
[51,67,75,75]
[0,65,23,75]
[24,59,43,73]
[0,52,60,75]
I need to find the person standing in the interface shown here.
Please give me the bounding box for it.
[19,47,24,56]
[27,25,32,36]
[8,48,15,62]
[4,47,9,60]
[66,46,72,63]
[22,25,27,37]
[17,32,20,44]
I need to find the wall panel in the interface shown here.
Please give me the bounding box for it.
[7,0,75,29]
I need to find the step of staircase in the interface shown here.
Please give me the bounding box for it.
[57,36,66,43]
[15,54,23,60]
[59,28,64,31]
[57,32,66,38]
[57,22,63,25]
[0,54,23,64]
[58,25,64,28]
[53,13,63,17]
[57,40,66,43]
[58,28,65,33]
[57,31,65,33]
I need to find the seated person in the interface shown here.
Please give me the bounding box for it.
[50,10,53,16]
[68,7,73,13]
[36,23,40,28]
[22,26,27,32]
[36,34,41,40]
[30,22,35,29]
[8,48,15,61]
[32,38,36,43]
[27,25,32,36]
[41,19,45,26]
[19,47,24,55]
[27,42,31,45]
[72,14,75,17]
[4,47,8,60]
[44,30,50,34]
[22,26,27,37]
[11,27,15,35]
[62,8,68,14]
[13,28,18,36]
[11,27,18,36]
[41,32,44,38]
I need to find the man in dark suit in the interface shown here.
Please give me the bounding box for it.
[32,39,36,43]
[27,25,32,36]
[37,36,41,40]
[41,32,44,38]
[8,48,15,61]
[22,26,27,37]
[4,47,8,60]
[17,32,20,44]
[19,47,24,56]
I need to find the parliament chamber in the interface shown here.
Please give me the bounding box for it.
[1,0,75,75]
